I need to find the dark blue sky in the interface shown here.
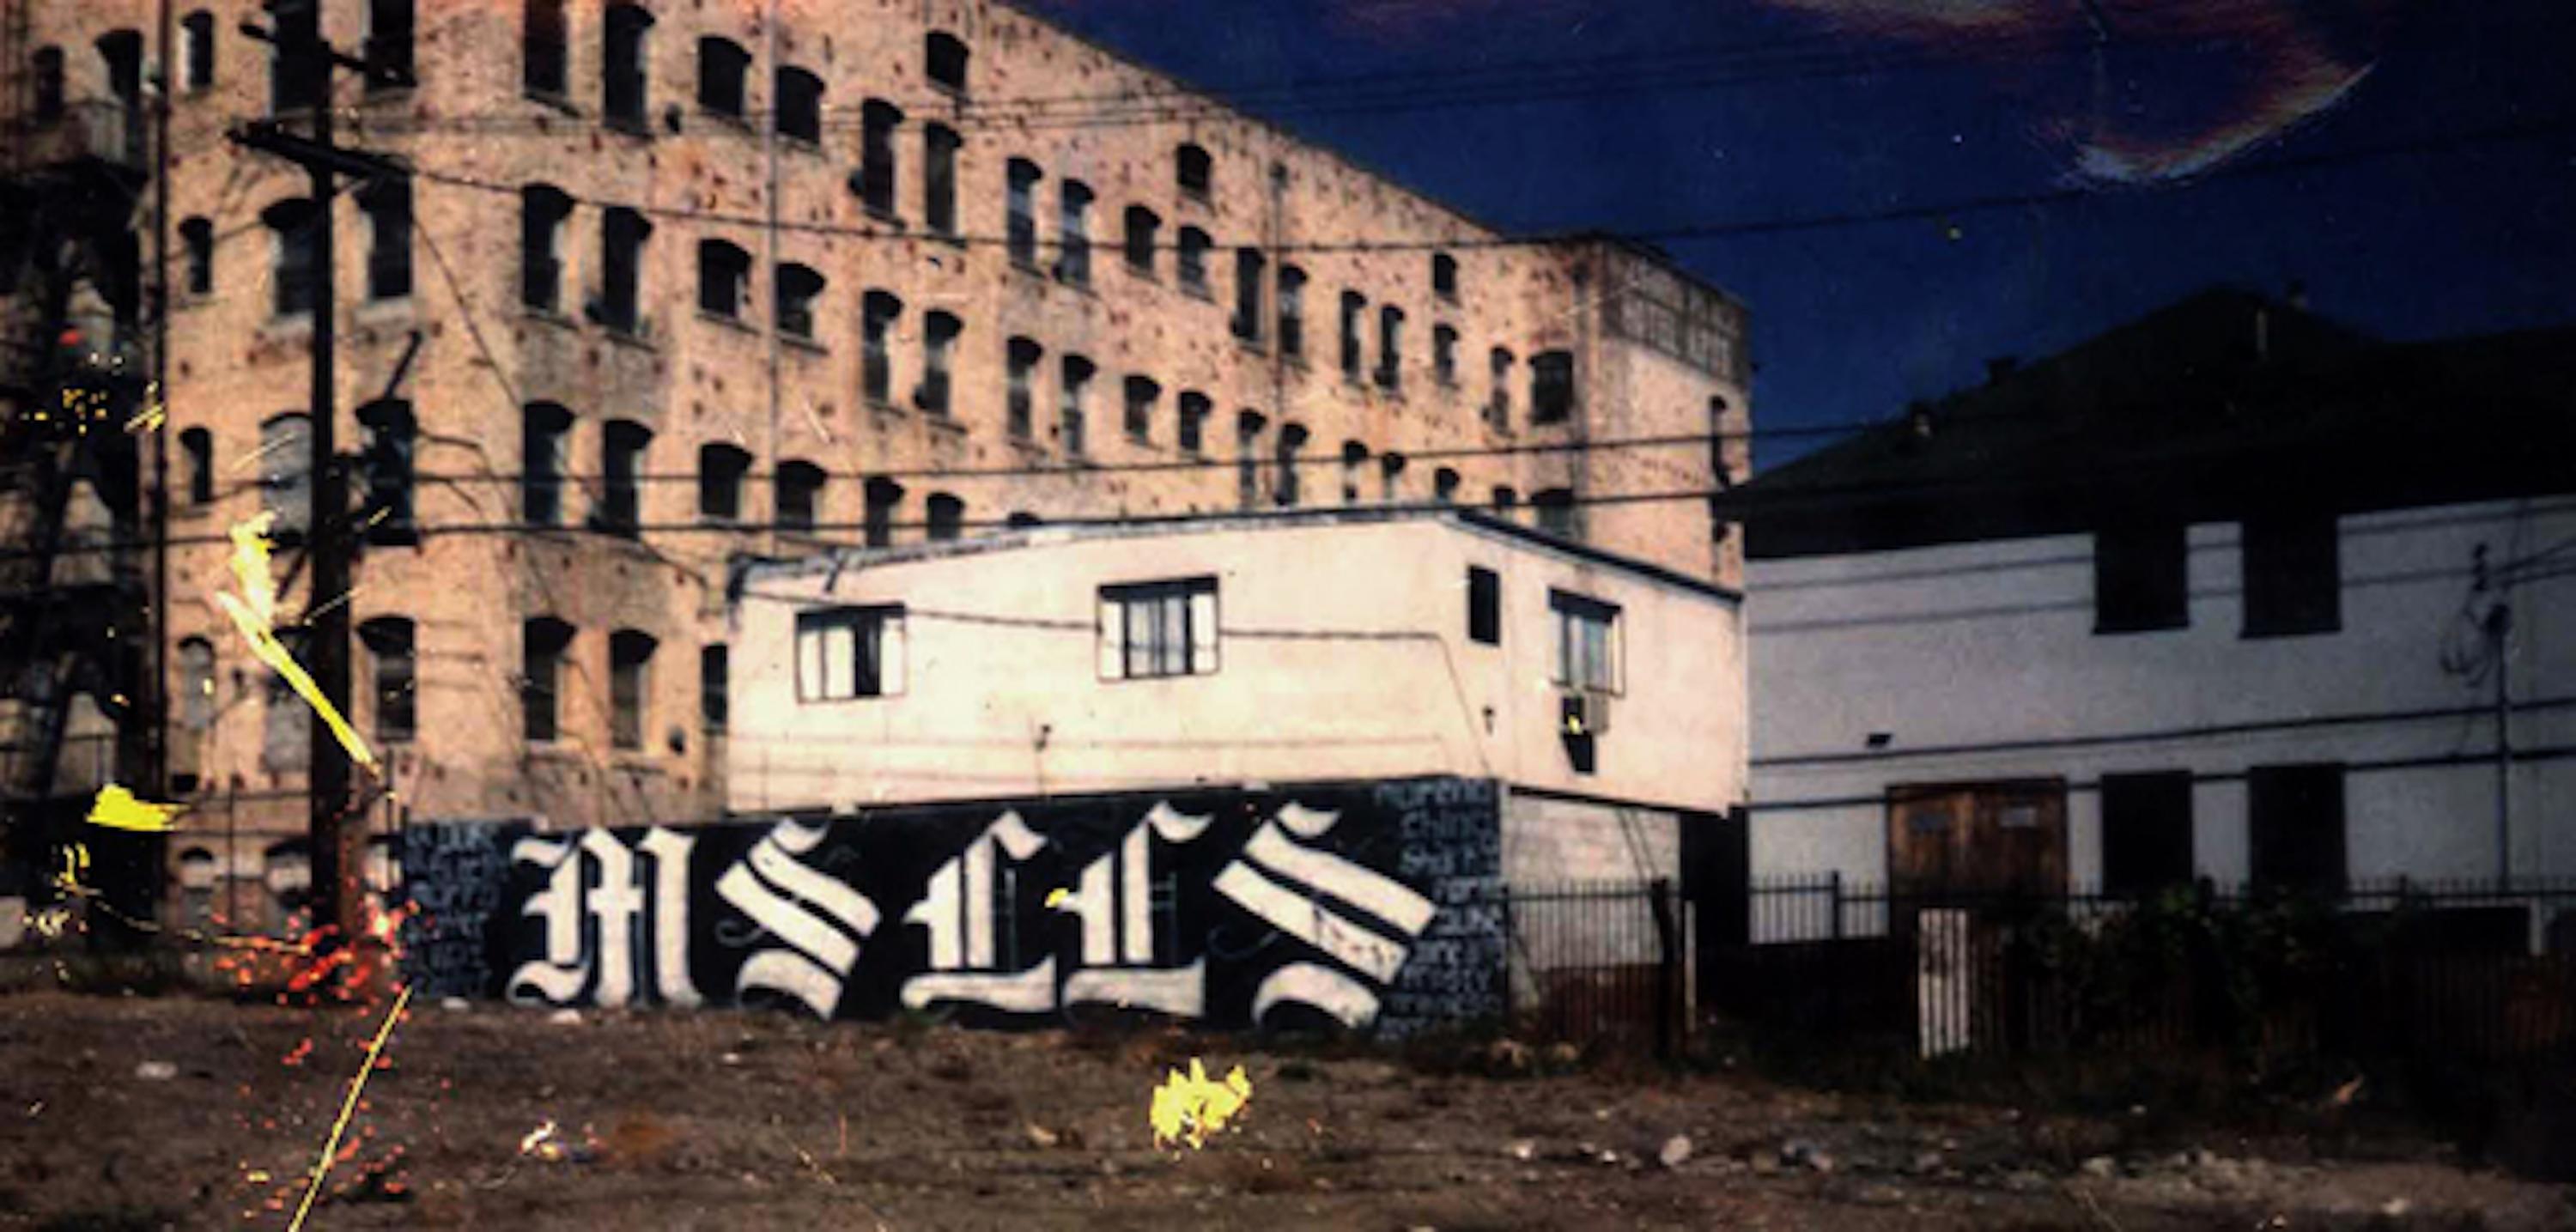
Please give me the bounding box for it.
[1019,0,2576,470]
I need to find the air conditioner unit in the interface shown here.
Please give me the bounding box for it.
[1559,690,1611,737]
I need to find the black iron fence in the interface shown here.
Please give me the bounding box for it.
[1709,876,2576,1066]
[1498,878,1692,1058]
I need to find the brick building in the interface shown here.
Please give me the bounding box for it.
[3,0,1750,926]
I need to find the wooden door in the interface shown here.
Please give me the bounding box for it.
[1887,780,2068,897]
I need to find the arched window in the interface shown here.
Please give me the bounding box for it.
[355,398,416,543]
[1176,228,1210,294]
[522,0,568,95]
[775,460,824,531]
[1176,143,1212,199]
[1533,487,1577,538]
[1235,410,1266,510]
[262,198,319,319]
[597,419,651,536]
[179,427,214,505]
[181,12,217,91]
[1056,180,1093,286]
[262,627,310,772]
[519,184,573,312]
[179,216,215,295]
[1433,467,1461,503]
[609,629,656,751]
[602,3,654,130]
[1123,375,1160,442]
[698,443,750,521]
[1276,264,1306,357]
[258,412,311,536]
[1059,355,1094,457]
[358,616,416,743]
[521,402,573,525]
[521,616,574,742]
[861,289,902,404]
[1433,325,1459,385]
[775,66,823,143]
[918,311,960,416]
[1005,159,1042,265]
[1488,347,1515,428]
[923,124,960,236]
[1176,391,1211,454]
[863,476,904,548]
[859,99,903,217]
[1531,350,1576,424]
[1340,440,1368,504]
[177,637,216,731]
[364,0,414,92]
[597,206,651,334]
[1231,248,1266,343]
[775,262,824,339]
[696,36,749,117]
[926,493,964,542]
[1124,206,1159,275]
[1005,337,1042,438]
[697,238,750,318]
[926,31,969,92]
[32,46,64,122]
[1431,252,1459,300]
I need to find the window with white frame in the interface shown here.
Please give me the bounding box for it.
[1548,590,1620,693]
[1098,578,1218,681]
[796,605,906,701]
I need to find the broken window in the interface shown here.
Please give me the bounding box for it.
[926,31,969,93]
[1339,441,1368,504]
[2101,770,2194,898]
[523,0,567,96]
[1492,485,1518,514]
[181,12,216,91]
[356,398,416,543]
[264,627,312,772]
[860,99,902,217]
[179,217,215,295]
[1124,205,1159,276]
[597,206,650,334]
[602,3,653,131]
[1434,467,1461,502]
[359,616,416,744]
[1531,350,1575,423]
[862,477,903,548]
[2242,514,2339,637]
[1177,391,1210,454]
[365,0,413,92]
[775,67,823,144]
[258,412,311,537]
[797,605,905,700]
[1124,375,1159,442]
[700,644,728,731]
[1488,347,1515,428]
[697,36,749,117]
[1431,252,1458,300]
[1339,291,1364,380]
[1057,179,1093,286]
[1006,337,1041,438]
[2094,522,2188,634]
[1100,578,1218,681]
[268,3,320,113]
[697,443,750,521]
[521,616,574,742]
[775,460,824,531]
[923,124,960,236]
[1433,325,1458,385]
[775,262,824,340]
[859,291,902,404]
[1232,248,1266,343]
[1176,143,1212,200]
[2249,763,2345,894]
[360,178,412,301]
[1236,412,1266,509]
[521,402,572,525]
[33,46,64,121]
[1273,422,1307,507]
[264,198,319,318]
[609,629,655,751]
[1060,355,1094,457]
[1533,487,1576,540]
[1005,159,1040,265]
[597,419,651,537]
[927,493,964,542]
[697,238,750,319]
[1176,228,1210,294]
[1376,306,1404,391]
[919,312,959,415]
[1277,264,1305,358]
[519,184,571,312]
[180,428,214,506]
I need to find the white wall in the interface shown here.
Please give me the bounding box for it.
[1747,496,2576,898]
[727,514,1747,836]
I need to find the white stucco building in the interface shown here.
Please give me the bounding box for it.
[724,507,1748,887]
[1730,290,2575,926]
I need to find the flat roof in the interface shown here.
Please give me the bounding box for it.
[736,505,1744,606]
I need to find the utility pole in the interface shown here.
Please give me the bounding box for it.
[229,1,410,969]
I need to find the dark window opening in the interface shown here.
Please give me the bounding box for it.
[1231,248,1266,343]
[33,46,64,121]
[2249,764,2346,895]
[1433,325,1458,385]
[360,179,412,301]
[1060,355,1094,457]
[521,402,572,526]
[2101,770,2194,898]
[364,0,414,92]
[1277,264,1306,358]
[264,198,319,319]
[521,616,574,743]
[1005,337,1041,438]
[180,428,215,505]
[918,311,959,415]
[2095,522,2189,634]
[1431,252,1458,300]
[775,67,823,144]
[1340,441,1368,504]
[927,493,963,542]
[860,291,901,404]
[775,262,824,340]
[1273,423,1308,507]
[268,3,320,113]
[1124,375,1159,442]
[182,12,216,91]
[697,238,750,319]
[1236,412,1266,509]
[1531,350,1575,423]
[776,460,824,531]
[1005,159,1041,266]
[700,645,729,731]
[863,476,903,547]
[356,398,416,543]
[523,0,568,96]
[1467,566,1500,646]
[923,124,960,236]
[609,629,656,751]
[1176,143,1212,199]
[1380,452,1407,502]
[1534,488,1576,539]
[1434,467,1461,502]
[926,32,969,92]
[696,36,749,117]
[602,3,653,132]
[1124,205,1159,275]
[1177,391,1210,454]
[860,100,902,218]
[1056,180,1093,286]
[359,617,416,743]
[179,217,215,295]
[1176,228,1210,294]
[2243,514,2340,637]
[1102,577,1218,680]
[1492,485,1519,513]
[519,184,572,312]
[1376,306,1404,390]
[1339,291,1365,380]
[697,443,750,521]
[597,207,651,334]
[596,419,651,537]
[258,412,312,538]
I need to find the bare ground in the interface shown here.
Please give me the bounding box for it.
[0,988,2568,1231]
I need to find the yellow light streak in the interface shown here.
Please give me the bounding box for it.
[86,783,187,833]
[216,514,377,771]
[286,984,412,1232]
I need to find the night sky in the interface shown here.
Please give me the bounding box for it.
[1018,0,2576,470]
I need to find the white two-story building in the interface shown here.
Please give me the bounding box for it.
[1729,290,2574,931]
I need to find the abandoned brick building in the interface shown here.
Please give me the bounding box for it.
[2,0,1750,929]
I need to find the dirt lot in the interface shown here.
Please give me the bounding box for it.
[1,987,2570,1231]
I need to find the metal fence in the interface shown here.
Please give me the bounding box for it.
[1710,876,2576,1065]
[1500,878,1692,1057]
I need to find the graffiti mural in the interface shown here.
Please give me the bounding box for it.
[397,777,1505,1034]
